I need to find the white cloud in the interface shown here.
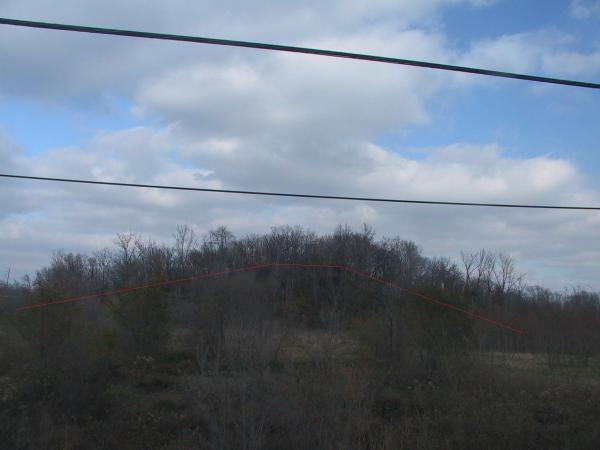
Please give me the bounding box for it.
[135,28,450,142]
[1,0,599,293]
[571,0,600,19]
[2,128,600,290]
[542,48,600,77]
[460,29,600,79]
[0,0,490,103]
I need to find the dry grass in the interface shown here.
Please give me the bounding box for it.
[280,329,363,363]
[483,351,600,369]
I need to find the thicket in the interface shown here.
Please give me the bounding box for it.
[1,224,599,449]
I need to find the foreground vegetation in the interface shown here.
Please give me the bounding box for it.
[1,225,599,449]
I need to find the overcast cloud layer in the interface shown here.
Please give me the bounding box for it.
[1,0,599,290]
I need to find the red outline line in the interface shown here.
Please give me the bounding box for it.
[16,263,524,334]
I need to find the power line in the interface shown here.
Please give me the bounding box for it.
[2,173,599,211]
[1,17,599,90]
[15,262,524,334]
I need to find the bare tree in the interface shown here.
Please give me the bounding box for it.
[173,224,198,275]
[115,232,138,265]
[493,253,524,300]
[114,231,141,282]
[460,251,477,294]
[475,249,496,299]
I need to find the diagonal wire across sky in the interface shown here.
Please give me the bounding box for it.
[1,173,600,211]
[2,16,598,331]
[0,17,598,211]
[1,17,599,89]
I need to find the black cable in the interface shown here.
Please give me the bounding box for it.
[1,173,599,211]
[1,17,599,89]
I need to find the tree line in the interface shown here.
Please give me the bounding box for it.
[1,224,599,449]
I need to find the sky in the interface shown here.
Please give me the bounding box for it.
[0,0,599,290]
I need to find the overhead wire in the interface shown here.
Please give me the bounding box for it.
[1,173,599,211]
[0,18,598,212]
[0,17,599,89]
[0,17,594,332]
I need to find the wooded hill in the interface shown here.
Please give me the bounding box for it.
[1,225,599,449]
